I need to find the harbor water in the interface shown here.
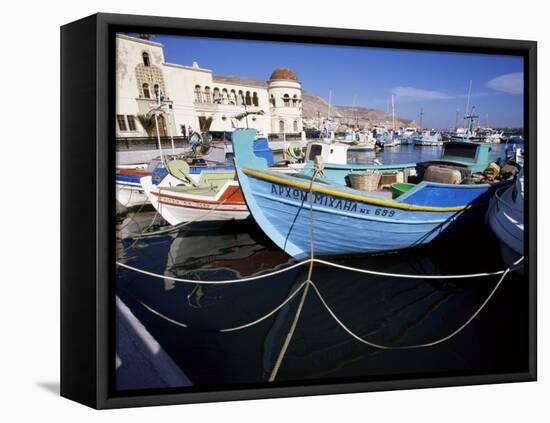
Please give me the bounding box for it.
[116,142,528,390]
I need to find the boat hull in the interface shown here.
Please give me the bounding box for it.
[116,181,149,208]
[237,168,497,259]
[141,176,250,225]
[487,174,524,266]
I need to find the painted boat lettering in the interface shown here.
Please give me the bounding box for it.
[270,184,396,217]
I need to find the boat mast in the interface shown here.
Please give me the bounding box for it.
[464,106,478,142]
[464,80,473,130]
[391,94,395,131]
[352,94,358,129]
[327,90,332,121]
[419,108,424,131]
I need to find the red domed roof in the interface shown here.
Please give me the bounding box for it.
[269,67,298,81]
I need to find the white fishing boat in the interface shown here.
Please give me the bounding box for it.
[116,163,156,208]
[487,169,524,267]
[348,131,376,151]
[141,160,249,225]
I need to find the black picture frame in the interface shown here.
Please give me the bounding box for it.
[61,12,537,409]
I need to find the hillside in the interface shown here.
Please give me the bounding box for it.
[302,91,416,129]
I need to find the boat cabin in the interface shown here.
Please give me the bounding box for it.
[431,141,492,173]
[305,141,348,165]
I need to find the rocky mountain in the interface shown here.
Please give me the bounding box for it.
[302,91,416,129]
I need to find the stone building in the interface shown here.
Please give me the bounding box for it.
[115,34,304,139]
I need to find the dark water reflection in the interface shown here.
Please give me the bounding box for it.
[116,203,527,389]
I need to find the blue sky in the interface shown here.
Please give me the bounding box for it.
[152,34,524,129]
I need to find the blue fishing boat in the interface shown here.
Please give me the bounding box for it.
[486,169,524,267]
[232,129,514,259]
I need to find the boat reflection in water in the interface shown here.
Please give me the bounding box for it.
[116,209,527,387]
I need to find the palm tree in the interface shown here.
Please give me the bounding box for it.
[198,116,214,132]
[137,114,156,136]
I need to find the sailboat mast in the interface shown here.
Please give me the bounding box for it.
[419,108,424,130]
[464,80,472,129]
[327,90,332,121]
[391,94,395,130]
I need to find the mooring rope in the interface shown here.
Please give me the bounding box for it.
[268,164,320,381]
[116,256,521,284]
[117,259,309,284]
[308,258,522,349]
[137,280,309,332]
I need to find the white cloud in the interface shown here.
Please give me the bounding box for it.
[486,72,523,94]
[392,86,453,101]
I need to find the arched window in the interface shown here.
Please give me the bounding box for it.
[293,120,299,132]
[153,84,160,100]
[245,91,252,106]
[279,120,285,133]
[237,91,244,106]
[270,95,275,108]
[213,87,221,103]
[252,92,259,107]
[194,85,202,103]
[222,88,229,104]
[283,94,290,107]
[142,83,151,99]
[204,86,212,103]
[293,94,299,107]
[229,90,237,104]
[142,52,150,67]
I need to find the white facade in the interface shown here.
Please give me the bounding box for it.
[115,34,304,138]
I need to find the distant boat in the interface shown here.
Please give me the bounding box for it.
[376,133,400,148]
[477,128,503,143]
[412,131,443,146]
[450,106,484,142]
[347,131,376,151]
[487,169,524,267]
[231,129,514,258]
[400,127,418,145]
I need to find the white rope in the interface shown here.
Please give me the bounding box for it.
[312,256,523,279]
[116,255,523,284]
[117,259,310,285]
[308,257,522,349]
[136,281,308,332]
[134,257,521,347]
[268,166,320,382]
